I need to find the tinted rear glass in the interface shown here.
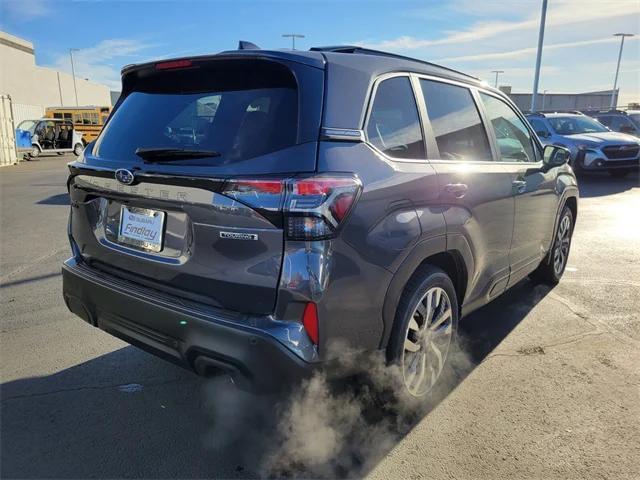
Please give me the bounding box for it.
[94,61,298,164]
[419,79,492,161]
[366,76,425,159]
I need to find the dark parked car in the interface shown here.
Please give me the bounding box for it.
[583,109,640,138]
[63,45,578,399]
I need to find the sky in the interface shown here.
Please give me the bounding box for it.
[1,0,639,105]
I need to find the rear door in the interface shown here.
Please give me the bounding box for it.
[417,77,515,309]
[68,56,324,314]
[477,92,558,287]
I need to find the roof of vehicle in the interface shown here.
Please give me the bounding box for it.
[120,44,503,130]
[29,118,72,122]
[122,45,487,88]
[526,112,586,118]
[582,108,630,115]
[45,106,111,110]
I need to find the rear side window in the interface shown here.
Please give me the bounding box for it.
[606,115,637,133]
[366,76,425,159]
[480,93,538,162]
[596,115,613,127]
[94,62,298,164]
[419,80,492,162]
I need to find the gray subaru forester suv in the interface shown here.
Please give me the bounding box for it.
[62,45,578,398]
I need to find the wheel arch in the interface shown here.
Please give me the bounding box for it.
[379,235,470,349]
[564,195,577,222]
[552,189,578,246]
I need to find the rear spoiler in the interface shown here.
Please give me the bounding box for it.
[121,50,325,78]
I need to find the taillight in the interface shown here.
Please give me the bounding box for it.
[220,174,362,240]
[221,178,285,211]
[285,175,361,240]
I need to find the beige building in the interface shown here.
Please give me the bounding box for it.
[0,31,112,165]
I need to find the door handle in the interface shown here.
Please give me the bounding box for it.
[512,180,527,194]
[443,183,468,198]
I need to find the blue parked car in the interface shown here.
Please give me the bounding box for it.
[16,118,84,158]
[526,112,639,177]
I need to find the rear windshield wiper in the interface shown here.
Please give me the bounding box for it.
[135,148,222,162]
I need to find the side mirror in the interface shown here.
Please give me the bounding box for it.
[543,145,570,167]
[536,130,549,138]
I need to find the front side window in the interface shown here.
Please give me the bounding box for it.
[528,118,550,137]
[366,76,425,159]
[17,120,37,134]
[419,79,492,161]
[480,93,537,162]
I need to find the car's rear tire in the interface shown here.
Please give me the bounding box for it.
[387,265,459,399]
[608,169,632,178]
[73,143,84,156]
[531,205,574,285]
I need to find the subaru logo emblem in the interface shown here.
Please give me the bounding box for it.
[115,169,135,185]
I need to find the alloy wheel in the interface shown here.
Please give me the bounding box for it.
[553,214,572,275]
[401,286,453,397]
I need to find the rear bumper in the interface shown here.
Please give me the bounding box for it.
[62,258,315,392]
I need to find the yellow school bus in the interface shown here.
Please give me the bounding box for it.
[45,106,111,144]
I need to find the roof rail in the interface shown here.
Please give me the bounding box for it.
[528,109,584,115]
[310,45,481,82]
[581,108,628,114]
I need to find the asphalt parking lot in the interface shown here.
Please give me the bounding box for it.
[1,154,639,479]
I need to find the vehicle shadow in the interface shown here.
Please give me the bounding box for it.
[36,193,69,205]
[0,279,551,479]
[577,170,639,198]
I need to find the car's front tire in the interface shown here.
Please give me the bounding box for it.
[388,265,459,398]
[531,205,574,284]
[29,145,40,158]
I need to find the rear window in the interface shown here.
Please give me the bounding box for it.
[94,61,298,164]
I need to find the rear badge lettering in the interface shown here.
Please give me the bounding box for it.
[220,231,258,241]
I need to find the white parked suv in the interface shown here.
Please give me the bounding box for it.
[527,112,640,177]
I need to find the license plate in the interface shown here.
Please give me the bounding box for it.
[118,206,165,252]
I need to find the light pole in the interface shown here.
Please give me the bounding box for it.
[530,0,548,112]
[542,89,549,110]
[610,33,634,109]
[69,48,80,106]
[282,33,305,50]
[491,70,504,88]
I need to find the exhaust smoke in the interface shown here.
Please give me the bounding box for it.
[203,339,473,478]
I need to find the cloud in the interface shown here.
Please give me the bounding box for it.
[49,39,155,90]
[1,0,49,21]
[355,0,640,51]
[437,36,637,63]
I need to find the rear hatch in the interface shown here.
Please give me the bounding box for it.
[67,54,324,314]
